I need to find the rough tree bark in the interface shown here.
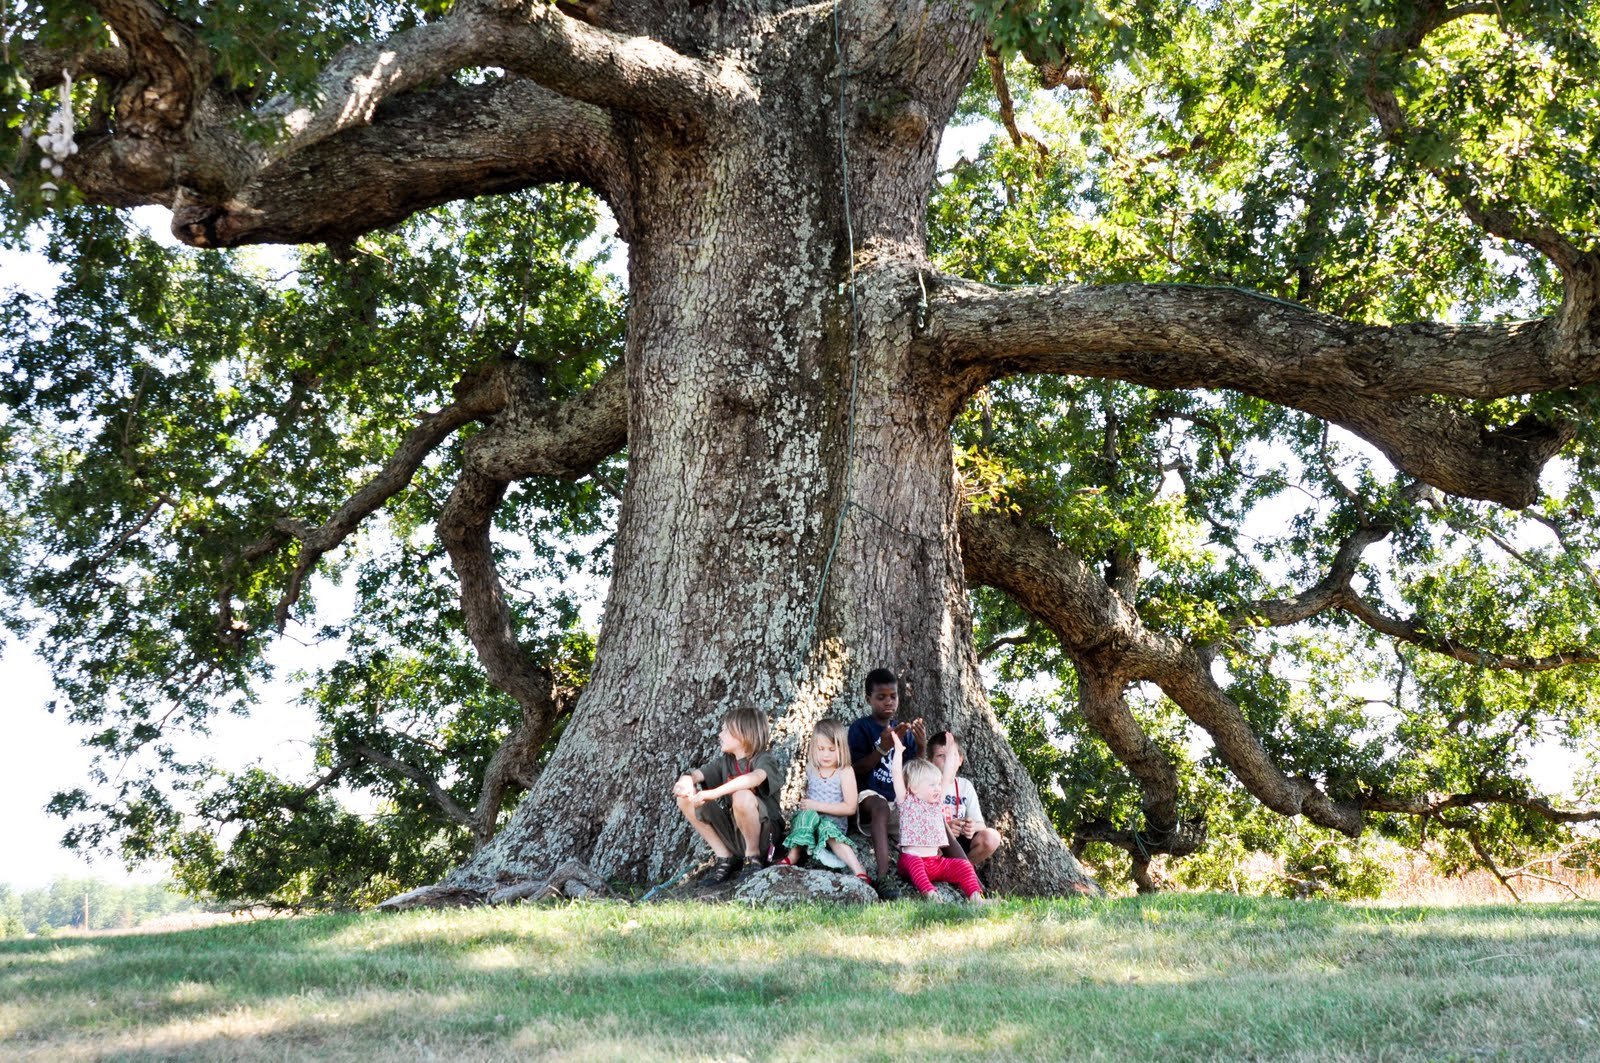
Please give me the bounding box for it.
[24,0,1600,899]
[440,5,1099,896]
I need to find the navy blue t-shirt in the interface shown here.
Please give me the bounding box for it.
[847,716,919,801]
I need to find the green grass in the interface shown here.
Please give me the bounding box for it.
[4,894,1599,1061]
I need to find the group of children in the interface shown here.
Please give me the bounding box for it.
[670,667,1004,902]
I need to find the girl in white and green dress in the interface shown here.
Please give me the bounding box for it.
[776,720,871,881]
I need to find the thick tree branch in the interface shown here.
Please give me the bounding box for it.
[923,276,1591,401]
[921,275,1579,507]
[17,45,133,87]
[263,4,747,164]
[235,361,624,846]
[170,78,634,248]
[220,359,515,635]
[469,706,563,847]
[961,510,1200,845]
[45,1,736,237]
[962,508,1366,836]
[433,362,627,830]
[965,505,1600,842]
[1076,667,1184,836]
[80,0,210,195]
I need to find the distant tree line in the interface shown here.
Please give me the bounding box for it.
[0,879,203,937]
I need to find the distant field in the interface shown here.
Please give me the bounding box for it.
[4,894,1598,1061]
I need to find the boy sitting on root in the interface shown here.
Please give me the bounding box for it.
[672,707,781,882]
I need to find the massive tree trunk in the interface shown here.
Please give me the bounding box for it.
[443,10,1095,896]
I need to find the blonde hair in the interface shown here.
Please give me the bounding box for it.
[721,707,771,755]
[903,758,941,792]
[809,720,852,768]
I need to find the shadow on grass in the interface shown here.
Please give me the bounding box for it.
[4,896,1600,1060]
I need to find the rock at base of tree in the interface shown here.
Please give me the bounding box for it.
[732,866,880,906]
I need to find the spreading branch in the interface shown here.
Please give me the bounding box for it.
[352,743,477,833]
[259,3,748,162]
[220,358,625,642]
[921,274,1581,507]
[172,79,634,248]
[218,358,517,638]
[1361,790,1600,824]
[985,47,1048,160]
[960,506,1600,843]
[434,361,627,828]
[31,0,745,242]
[1235,488,1600,673]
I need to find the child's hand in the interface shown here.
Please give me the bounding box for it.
[799,798,817,812]
[910,718,928,749]
[672,775,696,799]
[889,727,905,752]
[944,730,962,770]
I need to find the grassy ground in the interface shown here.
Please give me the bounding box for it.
[4,894,1599,1062]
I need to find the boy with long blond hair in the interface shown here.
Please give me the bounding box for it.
[672,707,781,882]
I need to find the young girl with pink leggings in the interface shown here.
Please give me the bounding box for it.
[888,729,985,902]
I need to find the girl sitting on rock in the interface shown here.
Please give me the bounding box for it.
[776,719,871,882]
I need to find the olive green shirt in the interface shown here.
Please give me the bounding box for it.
[697,750,782,823]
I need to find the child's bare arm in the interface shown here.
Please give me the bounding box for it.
[700,767,766,801]
[835,769,860,816]
[889,730,907,803]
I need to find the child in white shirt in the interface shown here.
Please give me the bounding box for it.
[927,731,1005,867]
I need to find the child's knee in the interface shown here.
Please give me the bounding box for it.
[730,789,758,812]
[979,828,1003,850]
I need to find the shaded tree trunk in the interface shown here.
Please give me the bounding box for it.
[444,13,1096,897]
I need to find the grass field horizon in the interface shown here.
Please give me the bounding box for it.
[5,893,1599,1061]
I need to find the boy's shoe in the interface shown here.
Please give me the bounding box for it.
[707,856,744,883]
[871,873,909,900]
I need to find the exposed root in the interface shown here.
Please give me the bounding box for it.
[378,859,613,911]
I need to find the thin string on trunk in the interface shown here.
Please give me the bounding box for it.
[786,0,864,696]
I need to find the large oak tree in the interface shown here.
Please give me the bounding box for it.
[6,0,1600,900]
